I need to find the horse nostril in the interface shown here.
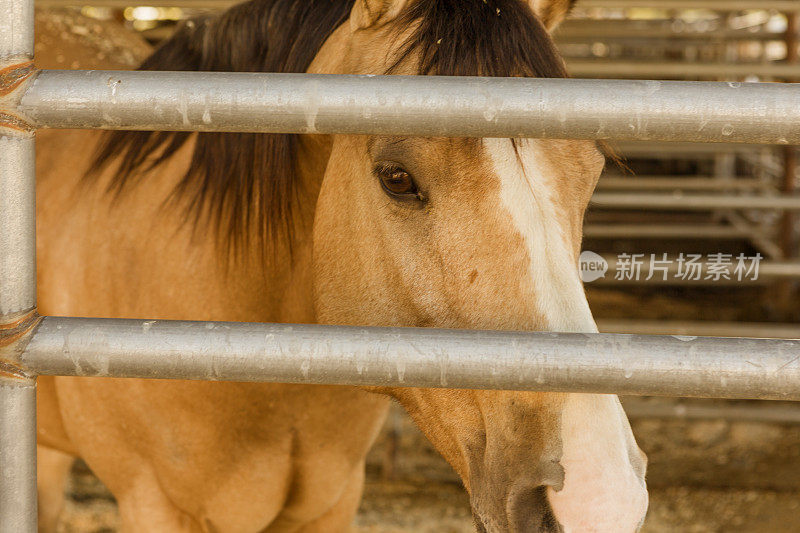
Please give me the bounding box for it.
[507,485,563,533]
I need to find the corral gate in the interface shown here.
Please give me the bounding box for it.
[2,0,800,530]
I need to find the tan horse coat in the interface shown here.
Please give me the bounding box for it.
[34,1,648,531]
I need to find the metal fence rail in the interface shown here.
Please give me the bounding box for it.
[13,70,800,144]
[18,316,800,400]
[3,0,800,530]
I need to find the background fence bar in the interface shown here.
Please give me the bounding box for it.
[590,192,800,210]
[19,316,800,401]
[18,71,800,144]
[580,0,800,9]
[597,177,764,191]
[583,224,749,239]
[566,61,800,80]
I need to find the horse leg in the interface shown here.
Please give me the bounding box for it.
[36,375,78,533]
[292,465,367,533]
[37,446,74,533]
[115,467,202,533]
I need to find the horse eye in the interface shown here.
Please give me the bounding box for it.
[376,164,420,199]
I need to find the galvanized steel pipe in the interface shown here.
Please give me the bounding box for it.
[0,137,36,319]
[17,70,800,144]
[0,0,33,63]
[19,316,800,401]
[1,0,38,528]
[0,376,37,533]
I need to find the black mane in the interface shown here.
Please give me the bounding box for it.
[89,0,356,251]
[89,0,569,252]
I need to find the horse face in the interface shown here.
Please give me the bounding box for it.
[313,133,647,531]
[310,1,648,530]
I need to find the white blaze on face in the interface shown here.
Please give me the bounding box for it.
[486,138,648,531]
[485,138,595,334]
[547,394,648,532]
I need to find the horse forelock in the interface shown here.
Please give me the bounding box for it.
[388,0,568,78]
[385,0,623,189]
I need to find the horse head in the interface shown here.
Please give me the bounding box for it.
[310,1,648,531]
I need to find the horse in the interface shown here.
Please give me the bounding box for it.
[34,0,649,531]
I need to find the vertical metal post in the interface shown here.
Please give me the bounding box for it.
[0,135,36,323]
[0,0,36,322]
[781,12,799,259]
[0,376,37,533]
[0,0,38,529]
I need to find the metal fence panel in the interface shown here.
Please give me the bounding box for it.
[17,316,800,401]
[17,70,800,144]
[0,0,37,528]
[3,0,800,527]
